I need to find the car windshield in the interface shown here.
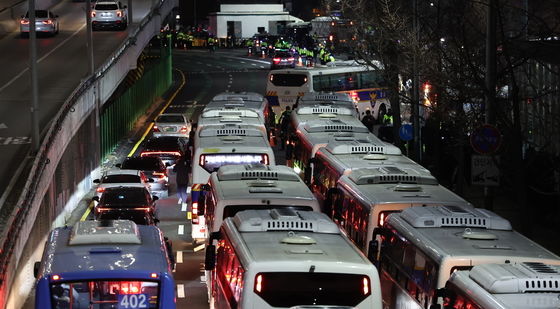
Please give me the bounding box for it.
[100,188,148,206]
[102,175,141,183]
[95,4,118,10]
[121,158,162,171]
[25,10,49,18]
[144,137,181,151]
[157,115,185,123]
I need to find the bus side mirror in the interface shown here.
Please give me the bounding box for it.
[92,196,100,202]
[34,261,41,278]
[205,244,216,270]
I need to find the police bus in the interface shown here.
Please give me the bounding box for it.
[204,91,276,138]
[265,61,389,120]
[201,164,321,239]
[34,220,175,308]
[190,124,275,240]
[441,262,560,309]
[297,92,359,117]
[286,111,380,182]
[370,205,560,309]
[204,209,383,309]
[324,165,471,258]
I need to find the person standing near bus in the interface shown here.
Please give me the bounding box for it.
[361,109,375,132]
[278,106,292,150]
[174,155,190,215]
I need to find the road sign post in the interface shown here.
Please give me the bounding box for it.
[470,124,502,155]
[471,155,499,186]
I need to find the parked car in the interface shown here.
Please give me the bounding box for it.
[271,49,296,69]
[116,156,169,197]
[92,185,158,223]
[93,168,153,199]
[91,1,128,31]
[20,10,59,37]
[140,136,188,167]
[153,113,190,138]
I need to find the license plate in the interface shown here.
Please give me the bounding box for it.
[163,127,177,132]
[281,98,295,104]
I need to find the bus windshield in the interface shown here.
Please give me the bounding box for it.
[253,272,371,307]
[50,280,159,308]
[269,73,308,87]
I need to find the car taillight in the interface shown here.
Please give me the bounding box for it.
[132,207,151,212]
[192,202,199,223]
[153,125,160,132]
[42,20,53,25]
[199,155,205,166]
[91,11,96,17]
[180,126,188,133]
[153,171,166,178]
[273,58,280,62]
[287,57,294,61]
[378,211,398,226]
[116,10,123,17]
[21,20,29,24]
[96,187,105,193]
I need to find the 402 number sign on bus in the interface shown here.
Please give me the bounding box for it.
[118,294,149,309]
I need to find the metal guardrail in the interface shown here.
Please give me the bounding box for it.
[0,0,177,304]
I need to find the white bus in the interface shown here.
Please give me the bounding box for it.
[297,92,359,117]
[201,164,321,239]
[442,262,560,309]
[286,112,384,183]
[190,125,275,240]
[370,205,560,309]
[204,91,276,135]
[325,166,471,257]
[204,209,383,309]
[196,107,267,136]
[265,62,389,120]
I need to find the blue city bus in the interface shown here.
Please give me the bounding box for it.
[34,220,175,309]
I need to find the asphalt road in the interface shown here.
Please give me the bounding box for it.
[0,0,156,205]
[21,47,276,308]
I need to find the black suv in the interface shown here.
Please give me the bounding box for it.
[140,136,188,167]
[92,186,158,222]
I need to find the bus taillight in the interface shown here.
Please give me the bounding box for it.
[262,154,269,165]
[199,155,205,166]
[362,277,370,295]
[151,273,158,278]
[378,211,398,227]
[254,274,263,293]
[52,274,60,281]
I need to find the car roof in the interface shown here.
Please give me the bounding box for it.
[144,136,184,149]
[102,184,148,191]
[104,168,142,176]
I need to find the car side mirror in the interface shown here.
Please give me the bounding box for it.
[152,195,159,201]
[148,178,155,183]
[34,261,41,278]
[115,163,122,168]
[165,163,171,167]
[92,196,100,202]
[154,218,160,225]
[205,244,216,270]
[93,179,100,184]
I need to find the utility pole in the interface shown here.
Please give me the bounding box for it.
[127,0,133,26]
[86,0,94,75]
[29,0,40,152]
[411,0,421,162]
[484,0,497,210]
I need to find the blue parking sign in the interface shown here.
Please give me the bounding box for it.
[399,124,413,141]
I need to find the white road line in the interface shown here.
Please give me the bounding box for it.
[176,251,183,263]
[193,244,205,252]
[181,203,187,212]
[177,284,185,298]
[251,63,257,66]
[178,225,184,235]
[187,186,192,194]
[0,23,87,93]
[240,61,246,63]
[260,66,265,68]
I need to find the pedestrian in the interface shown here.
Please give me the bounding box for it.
[173,155,190,212]
[383,108,394,126]
[278,106,292,150]
[361,110,375,132]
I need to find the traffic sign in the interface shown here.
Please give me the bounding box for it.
[470,124,502,154]
[471,155,499,186]
[399,124,413,141]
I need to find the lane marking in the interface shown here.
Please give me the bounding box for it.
[251,63,257,66]
[193,244,205,252]
[0,123,7,129]
[176,251,183,263]
[178,224,184,235]
[177,284,185,298]
[240,61,246,63]
[181,203,187,212]
[0,23,87,94]
[80,201,94,221]
[128,68,186,157]
[260,66,265,68]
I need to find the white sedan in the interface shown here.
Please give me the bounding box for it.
[20,10,59,37]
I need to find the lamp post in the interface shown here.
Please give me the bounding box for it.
[29,0,40,152]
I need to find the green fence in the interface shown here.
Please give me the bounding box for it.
[100,45,172,160]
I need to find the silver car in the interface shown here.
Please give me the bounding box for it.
[91,1,128,31]
[152,113,190,138]
[20,10,59,37]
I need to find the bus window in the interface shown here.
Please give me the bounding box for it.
[269,73,308,87]
[199,154,269,173]
[222,205,314,220]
